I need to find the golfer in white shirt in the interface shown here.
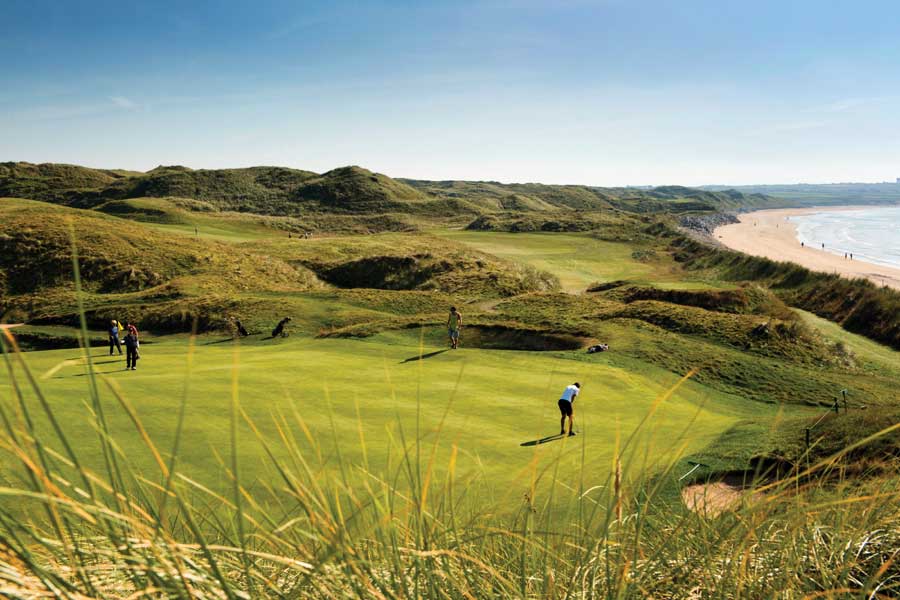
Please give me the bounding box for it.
[557,382,581,437]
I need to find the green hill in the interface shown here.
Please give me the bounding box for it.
[2,161,781,220]
[101,164,319,213]
[402,179,615,211]
[292,166,427,212]
[0,161,130,203]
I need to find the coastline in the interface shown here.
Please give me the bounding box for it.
[713,207,900,291]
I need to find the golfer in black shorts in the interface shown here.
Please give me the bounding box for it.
[558,382,580,437]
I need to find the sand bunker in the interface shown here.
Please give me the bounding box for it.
[681,476,764,517]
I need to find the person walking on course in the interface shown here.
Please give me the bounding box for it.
[108,319,123,356]
[558,382,581,437]
[123,329,139,370]
[447,306,462,349]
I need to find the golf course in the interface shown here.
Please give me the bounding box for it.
[2,163,899,597]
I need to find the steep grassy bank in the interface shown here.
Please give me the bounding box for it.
[669,233,900,349]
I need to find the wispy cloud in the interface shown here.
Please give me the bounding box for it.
[109,95,138,109]
[745,120,831,137]
[12,95,141,121]
[815,96,893,113]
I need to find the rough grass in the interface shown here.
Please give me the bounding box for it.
[603,283,794,319]
[670,232,900,349]
[0,161,125,203]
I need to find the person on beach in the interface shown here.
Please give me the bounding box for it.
[558,382,580,437]
[447,306,462,349]
[123,329,139,370]
[108,319,123,356]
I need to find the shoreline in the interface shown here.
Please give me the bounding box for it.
[713,206,900,291]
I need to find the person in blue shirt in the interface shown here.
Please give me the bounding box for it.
[108,319,123,356]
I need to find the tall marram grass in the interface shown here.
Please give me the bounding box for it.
[0,237,898,598]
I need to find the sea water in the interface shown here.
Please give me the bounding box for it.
[791,206,900,269]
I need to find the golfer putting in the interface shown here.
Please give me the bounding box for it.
[558,382,581,437]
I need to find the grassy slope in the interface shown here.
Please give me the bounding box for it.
[687,309,900,471]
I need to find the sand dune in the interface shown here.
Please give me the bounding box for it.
[714,208,900,291]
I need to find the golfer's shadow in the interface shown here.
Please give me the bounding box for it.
[400,349,448,364]
[520,433,565,447]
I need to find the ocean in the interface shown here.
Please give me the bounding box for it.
[790,206,900,269]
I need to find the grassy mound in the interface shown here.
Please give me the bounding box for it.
[102,164,318,211]
[458,323,587,350]
[466,210,626,232]
[293,166,427,212]
[288,233,561,297]
[605,283,794,318]
[0,199,322,328]
[0,161,130,204]
[0,200,195,294]
[93,197,215,223]
[310,252,558,296]
[600,300,826,361]
[403,178,615,211]
[768,405,900,468]
[90,165,431,215]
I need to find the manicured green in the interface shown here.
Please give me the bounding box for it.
[5,330,764,507]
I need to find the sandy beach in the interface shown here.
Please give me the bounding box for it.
[714,207,900,290]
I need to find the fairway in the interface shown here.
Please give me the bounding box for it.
[5,332,761,513]
[438,230,728,291]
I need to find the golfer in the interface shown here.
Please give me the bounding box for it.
[108,319,123,356]
[558,382,581,437]
[447,306,462,349]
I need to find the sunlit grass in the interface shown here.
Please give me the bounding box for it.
[3,317,899,597]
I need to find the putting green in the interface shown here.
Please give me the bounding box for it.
[5,332,763,513]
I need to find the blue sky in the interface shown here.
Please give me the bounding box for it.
[3,0,900,185]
